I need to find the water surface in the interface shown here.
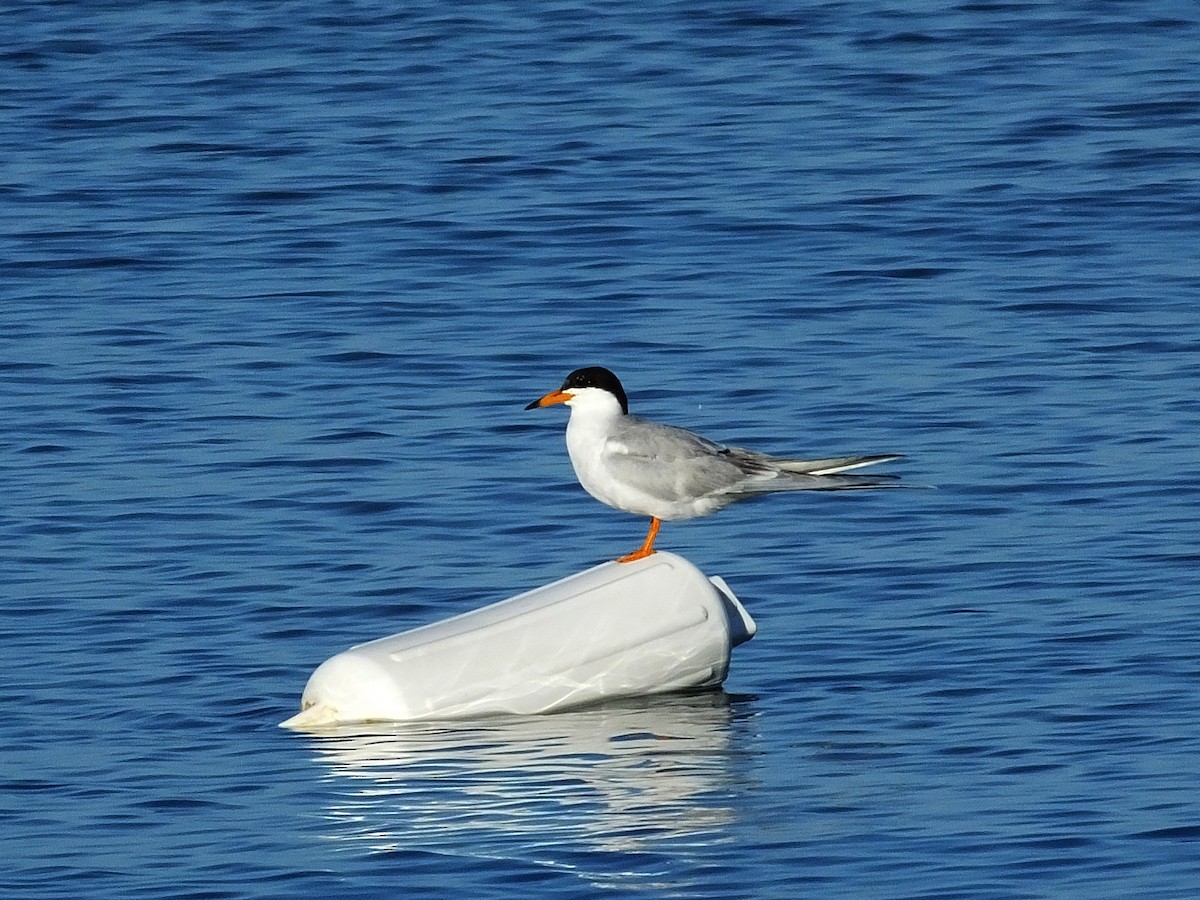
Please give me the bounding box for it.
[3,2,1199,898]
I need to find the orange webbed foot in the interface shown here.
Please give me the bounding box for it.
[615,517,661,564]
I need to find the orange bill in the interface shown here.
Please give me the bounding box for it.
[525,390,574,409]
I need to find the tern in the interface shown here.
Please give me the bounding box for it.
[526,366,902,562]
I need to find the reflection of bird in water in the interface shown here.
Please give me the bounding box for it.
[527,366,902,561]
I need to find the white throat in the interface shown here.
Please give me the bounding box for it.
[562,387,624,486]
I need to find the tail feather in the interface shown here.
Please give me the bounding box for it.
[718,449,904,495]
[748,453,902,496]
[779,471,902,491]
[775,454,903,476]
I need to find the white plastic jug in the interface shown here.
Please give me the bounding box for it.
[281,551,755,728]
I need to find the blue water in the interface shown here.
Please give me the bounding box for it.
[3,1,1199,897]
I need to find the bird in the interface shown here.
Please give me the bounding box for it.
[525,366,902,562]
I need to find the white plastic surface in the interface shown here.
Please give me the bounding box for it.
[281,551,755,728]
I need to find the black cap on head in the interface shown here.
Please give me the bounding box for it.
[561,366,628,414]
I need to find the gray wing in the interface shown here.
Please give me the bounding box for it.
[604,418,902,500]
[603,417,751,502]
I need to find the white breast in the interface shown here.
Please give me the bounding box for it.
[564,416,715,519]
[565,413,627,509]
[560,386,731,520]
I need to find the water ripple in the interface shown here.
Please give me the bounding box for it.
[3,1,1199,898]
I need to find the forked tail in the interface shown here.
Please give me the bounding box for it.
[766,453,903,492]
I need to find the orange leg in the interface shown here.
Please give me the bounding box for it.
[617,517,661,563]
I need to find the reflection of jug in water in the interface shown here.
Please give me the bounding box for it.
[282,551,756,727]
[309,691,746,866]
